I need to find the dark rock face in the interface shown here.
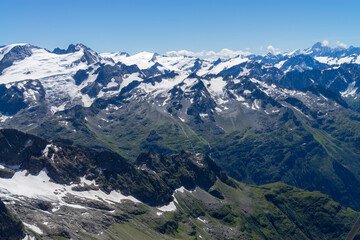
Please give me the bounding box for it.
[65,43,99,64]
[0,167,15,178]
[135,151,230,192]
[280,54,328,72]
[281,64,360,93]
[52,47,67,54]
[303,84,348,107]
[284,97,317,118]
[81,64,130,97]
[65,44,78,53]
[0,80,45,116]
[0,129,48,166]
[0,199,25,240]
[0,45,33,74]
[0,85,28,115]
[219,61,283,83]
[73,69,89,85]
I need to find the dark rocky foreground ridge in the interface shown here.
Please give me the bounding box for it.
[0,199,25,240]
[0,129,230,206]
[0,129,360,239]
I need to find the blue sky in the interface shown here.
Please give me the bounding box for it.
[1,0,360,55]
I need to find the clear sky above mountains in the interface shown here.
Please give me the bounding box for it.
[1,0,359,55]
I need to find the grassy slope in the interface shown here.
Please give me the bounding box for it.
[32,105,207,160]
[97,179,360,240]
[211,109,360,210]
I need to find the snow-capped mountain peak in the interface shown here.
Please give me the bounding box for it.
[0,41,360,123]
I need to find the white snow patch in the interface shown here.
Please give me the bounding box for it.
[243,90,251,95]
[340,81,358,98]
[82,94,94,107]
[215,107,223,112]
[206,56,249,75]
[197,217,208,224]
[99,52,128,63]
[101,118,109,123]
[79,176,98,187]
[241,102,250,108]
[23,88,37,101]
[0,115,12,123]
[22,235,36,240]
[59,121,69,127]
[140,72,189,95]
[205,77,226,96]
[0,170,141,206]
[50,103,67,114]
[229,90,245,101]
[119,51,156,70]
[58,201,87,209]
[176,186,187,193]
[105,78,118,89]
[157,55,204,72]
[315,56,356,65]
[42,144,58,156]
[195,153,204,167]
[157,187,193,213]
[240,67,251,76]
[251,99,261,110]
[158,201,177,212]
[275,60,286,69]
[120,73,142,91]
[199,113,208,119]
[23,222,43,235]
